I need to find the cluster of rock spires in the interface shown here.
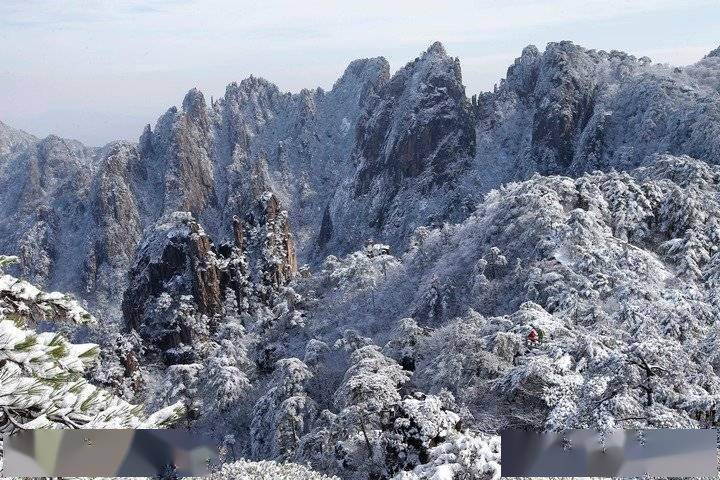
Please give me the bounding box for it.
[0,39,719,325]
[122,193,297,362]
[3,39,720,480]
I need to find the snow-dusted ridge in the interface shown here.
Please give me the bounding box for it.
[2,41,720,311]
[1,40,720,479]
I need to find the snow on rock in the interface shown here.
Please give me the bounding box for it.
[2,39,720,480]
[2,40,720,313]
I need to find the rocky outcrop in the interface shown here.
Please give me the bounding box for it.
[121,212,226,356]
[254,193,298,289]
[0,134,98,290]
[476,41,720,182]
[84,143,143,308]
[2,40,720,318]
[122,191,297,362]
[525,42,603,171]
[147,88,216,215]
[354,42,474,195]
[319,42,476,257]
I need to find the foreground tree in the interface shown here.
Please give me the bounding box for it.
[0,256,184,471]
[250,358,317,459]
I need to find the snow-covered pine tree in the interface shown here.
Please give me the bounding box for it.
[381,393,501,479]
[0,256,184,471]
[383,317,427,371]
[250,357,316,459]
[329,345,410,476]
[201,291,255,415]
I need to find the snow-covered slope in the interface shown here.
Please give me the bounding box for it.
[2,41,720,316]
[474,42,720,185]
[108,153,720,479]
[3,40,720,480]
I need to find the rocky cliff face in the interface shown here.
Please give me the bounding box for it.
[475,41,720,185]
[212,58,389,260]
[122,190,297,362]
[1,42,720,320]
[353,42,473,194]
[320,42,476,256]
[122,212,222,335]
[0,133,98,291]
[84,143,143,307]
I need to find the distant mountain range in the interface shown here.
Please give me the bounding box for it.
[0,42,717,316]
[3,40,720,479]
[2,41,719,318]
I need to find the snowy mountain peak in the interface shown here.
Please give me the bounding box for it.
[706,45,720,59]
[333,56,390,94]
[314,41,475,257]
[520,44,540,59]
[182,87,207,117]
[0,120,36,156]
[425,40,447,56]
[504,44,542,96]
[228,75,281,97]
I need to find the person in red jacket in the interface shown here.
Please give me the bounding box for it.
[528,328,539,343]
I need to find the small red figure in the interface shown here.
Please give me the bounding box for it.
[528,328,539,343]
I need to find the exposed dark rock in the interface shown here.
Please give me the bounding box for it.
[121,213,223,360]
[122,191,297,363]
[317,205,333,248]
[521,41,603,172]
[354,41,474,196]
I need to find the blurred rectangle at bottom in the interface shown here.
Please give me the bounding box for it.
[501,429,717,477]
[3,429,217,477]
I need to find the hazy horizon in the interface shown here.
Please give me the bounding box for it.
[2,0,719,146]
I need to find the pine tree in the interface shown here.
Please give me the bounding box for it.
[331,346,410,475]
[0,256,184,469]
[250,358,316,459]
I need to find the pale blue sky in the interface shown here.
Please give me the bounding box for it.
[1,0,718,146]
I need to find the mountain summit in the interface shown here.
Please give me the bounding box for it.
[1,40,719,313]
[3,39,720,480]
